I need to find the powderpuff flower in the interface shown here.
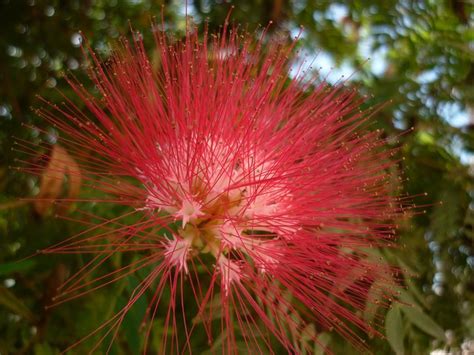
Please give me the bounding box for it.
[23,20,405,354]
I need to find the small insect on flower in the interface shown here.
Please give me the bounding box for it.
[21,17,406,354]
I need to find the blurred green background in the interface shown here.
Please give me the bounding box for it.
[0,0,473,354]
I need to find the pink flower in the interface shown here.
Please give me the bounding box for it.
[29,22,403,353]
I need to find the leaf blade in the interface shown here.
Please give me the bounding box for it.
[400,304,445,340]
[385,305,405,355]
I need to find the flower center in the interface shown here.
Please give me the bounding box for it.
[158,182,284,281]
[140,140,290,288]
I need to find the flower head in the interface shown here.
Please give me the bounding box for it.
[28,21,404,353]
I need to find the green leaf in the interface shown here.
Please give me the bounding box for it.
[192,293,225,324]
[0,259,36,276]
[398,287,429,311]
[416,131,435,145]
[406,281,429,309]
[298,323,316,354]
[398,289,417,306]
[0,286,34,322]
[202,332,248,354]
[314,332,331,355]
[34,343,60,355]
[363,280,384,324]
[400,304,445,340]
[385,305,405,355]
[119,276,148,354]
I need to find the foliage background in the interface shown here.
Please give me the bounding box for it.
[0,0,473,354]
